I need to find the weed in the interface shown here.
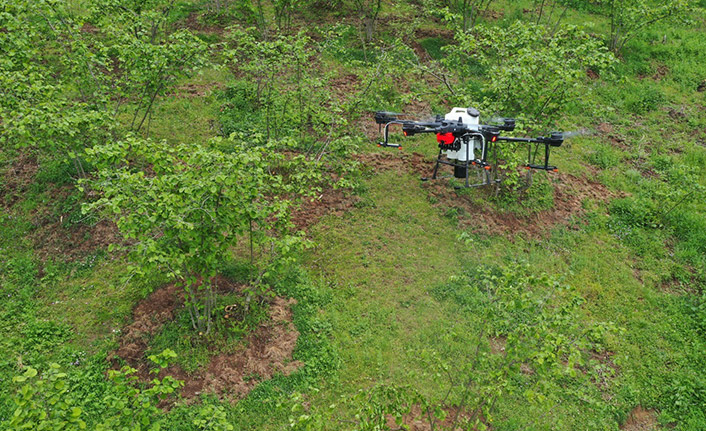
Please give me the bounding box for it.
[625,83,666,114]
[589,143,622,169]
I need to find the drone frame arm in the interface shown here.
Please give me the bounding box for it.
[378,120,440,148]
[378,120,405,148]
[497,136,561,171]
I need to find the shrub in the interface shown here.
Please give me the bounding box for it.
[444,21,616,130]
[82,136,321,334]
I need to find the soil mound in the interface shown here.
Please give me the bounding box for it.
[1,154,120,262]
[385,405,479,431]
[621,407,658,431]
[113,278,302,403]
[356,151,621,238]
[292,187,360,230]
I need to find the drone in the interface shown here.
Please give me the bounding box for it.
[374,107,565,188]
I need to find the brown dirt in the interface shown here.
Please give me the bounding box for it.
[112,277,302,403]
[359,114,385,141]
[621,407,659,431]
[481,8,505,20]
[174,296,301,400]
[409,39,432,62]
[520,363,534,375]
[181,11,226,36]
[170,82,224,98]
[329,73,361,103]
[589,350,619,400]
[652,65,669,81]
[80,22,98,34]
[414,28,455,41]
[1,153,39,208]
[659,271,699,296]
[597,122,614,134]
[1,154,121,262]
[28,182,121,262]
[595,122,628,150]
[355,151,622,238]
[697,80,706,92]
[666,105,687,121]
[638,64,670,82]
[385,404,484,431]
[31,215,121,262]
[291,187,360,230]
[115,282,185,367]
[489,336,506,355]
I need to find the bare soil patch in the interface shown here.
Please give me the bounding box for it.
[489,336,506,355]
[292,187,360,230]
[330,73,361,103]
[481,8,505,20]
[32,218,121,262]
[414,27,455,41]
[112,277,302,403]
[356,151,621,238]
[666,105,687,121]
[115,283,184,367]
[589,350,619,400]
[1,155,120,261]
[385,405,482,431]
[80,22,99,34]
[621,406,659,431]
[1,153,39,208]
[652,65,669,81]
[181,11,226,36]
[170,82,224,98]
[595,122,629,150]
[29,184,121,262]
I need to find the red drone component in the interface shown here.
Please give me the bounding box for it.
[436,132,455,146]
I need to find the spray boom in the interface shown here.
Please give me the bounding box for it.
[374,108,565,188]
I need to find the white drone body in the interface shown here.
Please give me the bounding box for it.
[443,107,483,161]
[373,106,563,188]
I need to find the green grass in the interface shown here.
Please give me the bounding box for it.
[306,171,463,388]
[296,170,706,428]
[114,67,227,144]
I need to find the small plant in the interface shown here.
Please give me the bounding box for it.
[589,143,621,169]
[625,83,666,114]
[3,350,181,431]
[192,403,234,431]
[427,0,495,32]
[4,364,86,431]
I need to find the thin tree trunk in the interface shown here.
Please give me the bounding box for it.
[136,81,165,132]
[536,0,546,24]
[249,218,254,264]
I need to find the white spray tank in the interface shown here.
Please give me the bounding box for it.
[444,107,482,161]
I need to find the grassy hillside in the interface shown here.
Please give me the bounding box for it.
[1,0,705,430]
